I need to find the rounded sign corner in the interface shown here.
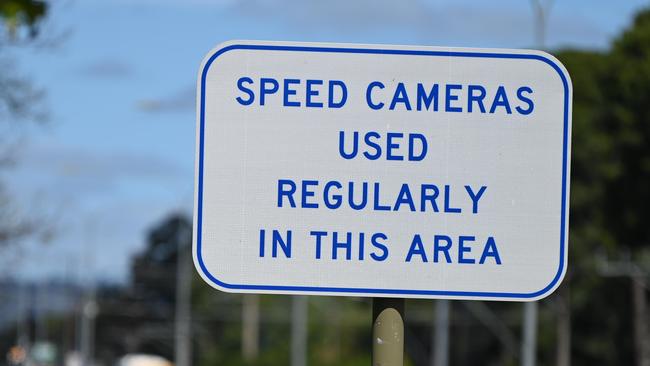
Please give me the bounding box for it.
[192,245,236,294]
[526,259,568,302]
[532,49,574,97]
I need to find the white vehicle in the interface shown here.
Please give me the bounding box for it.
[116,354,173,366]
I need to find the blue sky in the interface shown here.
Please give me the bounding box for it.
[6,0,648,283]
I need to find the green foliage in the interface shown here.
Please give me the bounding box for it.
[560,9,650,252]
[0,0,47,37]
[603,10,650,247]
[191,289,374,366]
[551,7,650,365]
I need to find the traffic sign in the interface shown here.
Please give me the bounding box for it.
[193,41,572,301]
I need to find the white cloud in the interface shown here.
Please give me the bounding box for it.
[226,0,610,48]
[79,59,133,78]
[136,85,194,113]
[6,143,193,283]
[9,143,189,202]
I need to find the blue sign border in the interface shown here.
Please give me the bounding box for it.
[195,43,571,300]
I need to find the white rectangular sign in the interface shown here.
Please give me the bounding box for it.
[193,41,572,301]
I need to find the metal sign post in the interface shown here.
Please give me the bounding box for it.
[372,298,405,366]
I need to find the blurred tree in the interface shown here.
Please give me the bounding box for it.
[91,214,191,365]
[0,0,49,249]
[0,0,47,124]
[554,8,650,366]
[0,0,46,39]
[603,10,650,249]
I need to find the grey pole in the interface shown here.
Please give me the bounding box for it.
[80,289,97,366]
[372,298,405,366]
[174,228,192,366]
[17,283,29,351]
[521,302,538,366]
[242,295,260,361]
[596,250,649,366]
[529,0,555,49]
[431,300,450,366]
[556,286,571,366]
[632,277,649,366]
[291,296,308,366]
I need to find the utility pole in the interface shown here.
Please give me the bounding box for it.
[16,282,30,360]
[175,224,192,366]
[598,250,649,366]
[521,3,556,365]
[80,221,97,366]
[431,300,450,366]
[529,0,555,49]
[633,277,649,366]
[521,302,538,366]
[555,284,571,366]
[79,287,97,366]
[242,295,260,361]
[291,296,308,366]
